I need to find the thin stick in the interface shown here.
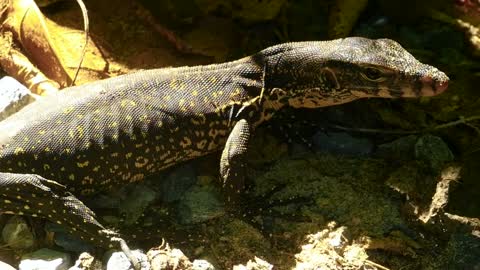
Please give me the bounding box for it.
[330,115,480,135]
[71,0,89,86]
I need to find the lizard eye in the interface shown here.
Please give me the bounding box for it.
[361,67,386,82]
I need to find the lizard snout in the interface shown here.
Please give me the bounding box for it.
[434,79,448,93]
[419,74,449,97]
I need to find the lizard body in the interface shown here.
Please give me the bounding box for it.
[0,38,448,249]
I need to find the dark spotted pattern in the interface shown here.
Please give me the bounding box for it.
[0,37,449,247]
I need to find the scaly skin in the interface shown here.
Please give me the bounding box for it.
[0,37,448,249]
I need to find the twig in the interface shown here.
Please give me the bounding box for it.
[330,125,419,134]
[365,259,390,270]
[71,0,89,86]
[330,115,480,135]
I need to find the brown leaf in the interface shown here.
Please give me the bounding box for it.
[1,0,72,87]
[0,31,59,95]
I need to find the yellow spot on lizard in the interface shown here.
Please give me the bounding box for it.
[63,107,74,114]
[196,140,207,149]
[134,157,149,168]
[121,99,136,107]
[76,126,84,138]
[77,161,90,168]
[180,137,192,148]
[170,79,178,89]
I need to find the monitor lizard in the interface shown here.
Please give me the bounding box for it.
[0,37,449,261]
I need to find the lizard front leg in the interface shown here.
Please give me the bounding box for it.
[220,119,251,204]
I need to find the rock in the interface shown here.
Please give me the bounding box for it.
[148,245,192,270]
[85,191,124,210]
[45,223,94,253]
[104,249,149,270]
[312,131,374,156]
[101,215,122,227]
[19,248,71,270]
[0,260,16,270]
[176,185,225,225]
[414,135,454,171]
[120,184,157,226]
[293,224,369,270]
[0,76,36,121]
[2,216,35,249]
[158,164,197,203]
[69,252,99,270]
[233,257,273,270]
[377,134,454,170]
[375,135,418,161]
[434,233,480,269]
[192,260,215,270]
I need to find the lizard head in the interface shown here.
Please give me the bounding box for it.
[263,37,449,108]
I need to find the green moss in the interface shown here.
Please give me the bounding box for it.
[182,18,238,62]
[247,128,289,167]
[253,154,405,238]
[208,218,271,268]
[328,0,369,38]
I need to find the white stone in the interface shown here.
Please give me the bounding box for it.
[0,76,35,121]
